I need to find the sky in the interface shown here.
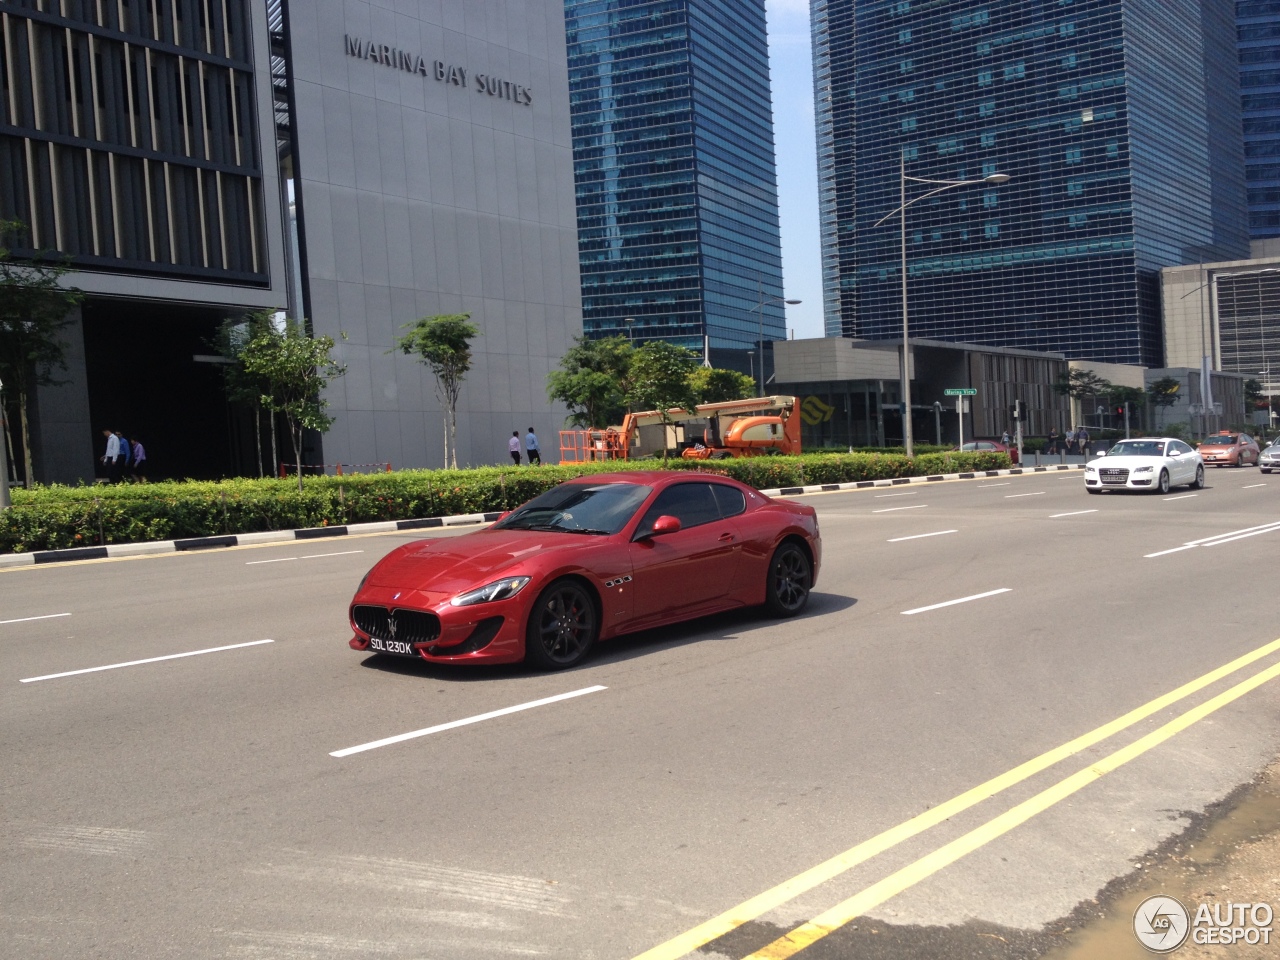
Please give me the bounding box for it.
[765,0,824,341]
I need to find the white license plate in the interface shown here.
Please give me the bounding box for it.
[369,636,416,656]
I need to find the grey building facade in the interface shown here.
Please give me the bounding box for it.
[2,0,581,481]
[286,0,582,470]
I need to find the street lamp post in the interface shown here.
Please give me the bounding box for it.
[749,291,801,396]
[874,152,1010,455]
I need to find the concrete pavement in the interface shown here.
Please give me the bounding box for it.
[2,468,1278,959]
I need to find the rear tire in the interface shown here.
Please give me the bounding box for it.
[1192,465,1205,490]
[524,579,598,670]
[764,542,811,617]
[1157,469,1170,494]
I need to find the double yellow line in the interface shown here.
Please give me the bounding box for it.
[635,636,1280,960]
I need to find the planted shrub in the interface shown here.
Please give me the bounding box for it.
[0,451,1009,553]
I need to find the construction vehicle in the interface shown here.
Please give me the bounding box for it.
[558,396,801,463]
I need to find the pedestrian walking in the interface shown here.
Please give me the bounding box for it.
[101,428,120,482]
[525,427,541,465]
[115,430,131,480]
[1001,429,1011,446]
[508,431,522,466]
[1047,427,1059,455]
[130,437,147,481]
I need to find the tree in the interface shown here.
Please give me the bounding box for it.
[688,366,757,405]
[1054,367,1112,425]
[214,311,281,476]
[0,220,84,487]
[627,342,698,458]
[1146,376,1181,429]
[1244,378,1265,410]
[394,314,479,469]
[546,335,633,428]
[240,317,347,491]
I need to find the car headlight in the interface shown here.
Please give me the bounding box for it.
[1085,466,1097,474]
[450,576,532,606]
[1133,466,1153,473]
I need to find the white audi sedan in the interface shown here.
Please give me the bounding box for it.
[1083,438,1204,494]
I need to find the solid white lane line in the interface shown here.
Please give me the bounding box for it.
[1203,527,1280,548]
[1185,520,1280,546]
[872,505,928,513]
[1163,494,1198,501]
[1144,520,1280,558]
[0,612,71,625]
[1050,510,1098,518]
[1144,545,1199,558]
[1244,483,1267,489]
[19,639,274,683]
[977,483,1010,488]
[902,589,1011,616]
[1004,492,1045,499]
[874,492,918,498]
[887,530,958,543]
[246,557,297,565]
[330,686,608,758]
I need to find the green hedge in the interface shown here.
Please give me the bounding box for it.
[0,451,1009,554]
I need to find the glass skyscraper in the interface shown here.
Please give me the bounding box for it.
[564,0,786,353]
[813,0,1250,366]
[1239,0,1280,238]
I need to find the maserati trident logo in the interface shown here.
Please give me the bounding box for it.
[387,616,398,640]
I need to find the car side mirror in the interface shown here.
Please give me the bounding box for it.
[651,515,682,535]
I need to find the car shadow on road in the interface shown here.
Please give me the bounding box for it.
[356,591,856,682]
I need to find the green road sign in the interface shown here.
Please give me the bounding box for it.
[944,387,977,396]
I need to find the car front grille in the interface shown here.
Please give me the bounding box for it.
[1100,467,1129,484]
[352,605,441,645]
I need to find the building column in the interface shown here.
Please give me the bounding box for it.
[30,306,96,484]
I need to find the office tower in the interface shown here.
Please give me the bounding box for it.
[1240,0,1280,239]
[812,0,1249,365]
[565,0,786,358]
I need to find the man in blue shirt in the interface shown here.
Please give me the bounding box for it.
[525,427,541,465]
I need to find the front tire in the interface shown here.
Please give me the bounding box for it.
[1157,469,1171,494]
[765,542,812,617]
[524,579,598,670]
[1191,464,1205,490]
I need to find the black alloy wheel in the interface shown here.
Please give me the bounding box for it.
[525,579,598,669]
[765,542,812,617]
[1157,469,1171,494]
[1192,465,1205,489]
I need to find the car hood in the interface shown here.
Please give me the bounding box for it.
[1198,444,1236,452]
[365,528,597,594]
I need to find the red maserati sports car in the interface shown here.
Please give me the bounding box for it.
[349,471,821,669]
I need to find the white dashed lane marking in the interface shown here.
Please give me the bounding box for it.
[20,639,275,683]
[1,612,71,625]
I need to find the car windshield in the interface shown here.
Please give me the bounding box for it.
[1108,441,1166,458]
[494,482,652,535]
[1202,435,1238,446]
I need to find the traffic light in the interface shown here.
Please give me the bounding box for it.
[1114,403,1126,417]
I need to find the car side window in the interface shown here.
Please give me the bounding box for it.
[710,484,746,518]
[637,483,721,534]
[1173,441,1192,455]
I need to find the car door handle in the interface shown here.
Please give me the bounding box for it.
[718,532,735,543]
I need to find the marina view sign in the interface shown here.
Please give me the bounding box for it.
[343,35,533,106]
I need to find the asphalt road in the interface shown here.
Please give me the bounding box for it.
[3,467,1279,960]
